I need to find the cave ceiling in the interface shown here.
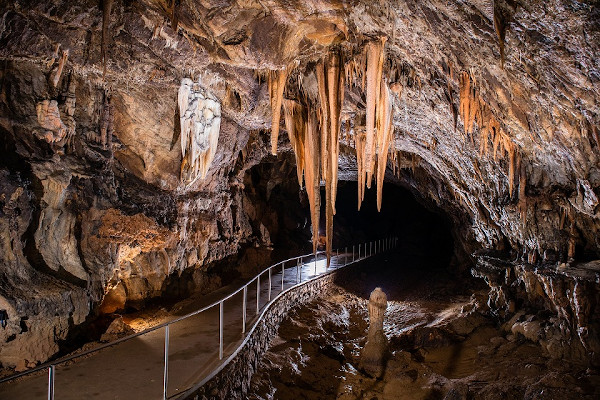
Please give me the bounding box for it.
[1,0,599,260]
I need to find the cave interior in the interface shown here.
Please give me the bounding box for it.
[0,0,599,398]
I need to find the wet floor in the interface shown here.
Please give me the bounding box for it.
[248,250,600,400]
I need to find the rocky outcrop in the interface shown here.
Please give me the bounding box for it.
[473,256,600,365]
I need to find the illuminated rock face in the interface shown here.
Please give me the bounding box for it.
[360,287,389,378]
[0,0,598,370]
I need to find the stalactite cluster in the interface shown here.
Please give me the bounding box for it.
[268,40,394,263]
[459,71,520,198]
[358,38,394,211]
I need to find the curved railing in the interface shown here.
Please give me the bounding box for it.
[0,237,398,400]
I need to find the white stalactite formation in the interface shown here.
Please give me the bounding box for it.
[178,78,221,186]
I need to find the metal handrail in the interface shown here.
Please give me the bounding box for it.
[0,237,399,400]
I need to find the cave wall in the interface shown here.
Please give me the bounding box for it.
[0,0,598,369]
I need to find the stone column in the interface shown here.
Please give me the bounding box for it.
[359,287,388,378]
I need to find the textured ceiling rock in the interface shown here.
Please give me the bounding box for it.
[0,0,599,369]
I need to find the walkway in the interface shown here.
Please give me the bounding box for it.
[0,240,394,400]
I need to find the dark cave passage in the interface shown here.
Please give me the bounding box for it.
[241,155,457,279]
[327,181,455,273]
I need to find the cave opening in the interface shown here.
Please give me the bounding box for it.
[241,153,457,278]
[328,180,455,274]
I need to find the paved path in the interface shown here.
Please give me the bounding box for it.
[0,251,363,400]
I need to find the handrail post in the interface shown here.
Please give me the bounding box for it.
[345,247,347,265]
[296,258,300,283]
[242,286,247,334]
[163,325,169,400]
[256,276,260,315]
[314,255,317,275]
[352,245,355,262]
[268,268,272,302]
[358,244,361,259]
[47,365,55,400]
[281,262,285,291]
[219,301,223,360]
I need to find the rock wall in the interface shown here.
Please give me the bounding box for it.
[473,256,600,366]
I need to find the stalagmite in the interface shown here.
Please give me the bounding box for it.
[359,287,388,378]
[268,68,288,155]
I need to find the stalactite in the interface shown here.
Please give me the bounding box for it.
[518,157,527,223]
[493,2,509,68]
[316,62,329,180]
[364,38,386,187]
[507,139,516,197]
[376,82,393,211]
[446,79,457,131]
[459,71,478,137]
[355,126,366,209]
[170,0,179,31]
[100,92,114,151]
[304,110,321,254]
[50,49,69,88]
[268,68,288,155]
[282,99,306,188]
[459,71,470,137]
[316,51,345,266]
[568,214,577,259]
[101,0,114,77]
[477,98,492,156]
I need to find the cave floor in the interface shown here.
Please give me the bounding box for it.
[0,252,356,399]
[248,252,600,400]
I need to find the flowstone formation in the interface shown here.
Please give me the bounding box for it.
[0,0,599,374]
[360,287,389,378]
[178,78,222,185]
